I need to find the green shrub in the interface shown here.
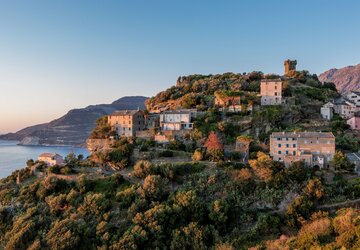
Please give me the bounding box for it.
[158,150,174,157]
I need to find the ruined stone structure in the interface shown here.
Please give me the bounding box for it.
[284,59,297,76]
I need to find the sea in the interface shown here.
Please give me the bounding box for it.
[0,140,89,179]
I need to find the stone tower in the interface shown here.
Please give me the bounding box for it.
[284,59,297,76]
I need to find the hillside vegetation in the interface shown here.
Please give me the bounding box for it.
[2,70,360,250]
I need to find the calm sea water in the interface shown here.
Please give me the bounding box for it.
[0,140,89,178]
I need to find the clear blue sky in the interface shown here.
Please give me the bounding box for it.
[1,0,360,133]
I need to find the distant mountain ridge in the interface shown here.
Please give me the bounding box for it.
[319,64,360,94]
[0,96,148,146]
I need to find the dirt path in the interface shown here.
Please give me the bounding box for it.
[317,198,360,210]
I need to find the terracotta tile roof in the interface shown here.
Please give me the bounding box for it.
[111,110,140,116]
[271,131,335,139]
[351,91,360,96]
[39,153,62,158]
[260,79,282,82]
[162,109,196,115]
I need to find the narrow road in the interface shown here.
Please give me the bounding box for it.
[317,198,360,210]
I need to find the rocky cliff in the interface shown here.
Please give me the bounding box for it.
[319,64,360,94]
[0,96,147,146]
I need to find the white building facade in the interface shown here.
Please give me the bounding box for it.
[160,109,197,131]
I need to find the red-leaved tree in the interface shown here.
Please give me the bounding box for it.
[204,131,224,161]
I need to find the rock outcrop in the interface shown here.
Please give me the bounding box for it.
[19,136,40,146]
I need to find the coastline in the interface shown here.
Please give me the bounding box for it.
[0,138,86,148]
[0,140,89,178]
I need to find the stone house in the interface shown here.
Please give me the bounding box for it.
[347,91,360,107]
[346,152,360,175]
[214,93,242,112]
[347,111,360,130]
[160,109,197,131]
[270,131,335,168]
[38,153,64,166]
[260,79,283,105]
[321,102,333,120]
[108,110,146,137]
[333,98,358,119]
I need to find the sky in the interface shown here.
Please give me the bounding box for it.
[0,0,360,133]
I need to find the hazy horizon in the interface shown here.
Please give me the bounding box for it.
[1,0,360,133]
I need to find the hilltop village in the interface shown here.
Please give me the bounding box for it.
[87,59,358,172]
[2,61,360,249]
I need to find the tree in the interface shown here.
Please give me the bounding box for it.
[209,200,229,226]
[64,152,79,168]
[133,160,153,178]
[236,168,253,182]
[46,218,81,250]
[249,152,273,183]
[26,159,35,167]
[331,151,354,171]
[304,178,324,200]
[140,175,167,200]
[192,149,204,161]
[286,196,314,228]
[170,222,208,250]
[332,208,359,248]
[204,131,224,161]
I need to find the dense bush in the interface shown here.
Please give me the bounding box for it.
[158,150,174,157]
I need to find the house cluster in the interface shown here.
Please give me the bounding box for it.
[107,108,198,142]
[321,91,360,129]
[270,131,335,168]
[215,59,297,113]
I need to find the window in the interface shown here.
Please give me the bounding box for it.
[293,151,296,156]
[286,138,289,141]
[286,144,289,147]
[286,151,289,155]
[277,138,281,141]
[278,151,281,154]
[278,144,281,147]
[293,144,296,147]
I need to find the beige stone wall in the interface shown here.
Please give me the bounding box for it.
[108,111,146,137]
[270,132,335,167]
[260,80,283,105]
